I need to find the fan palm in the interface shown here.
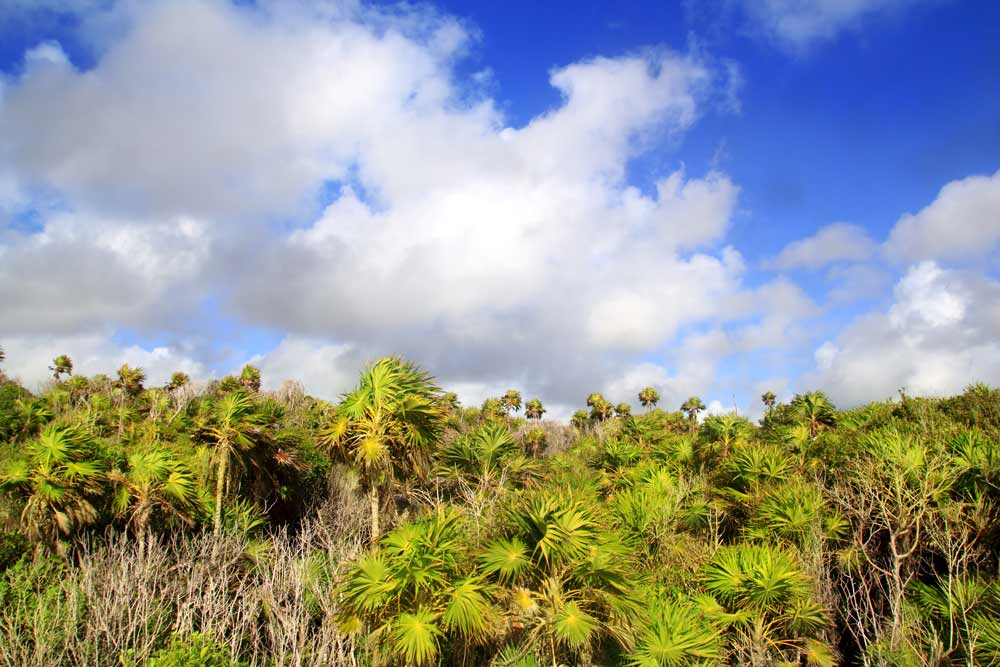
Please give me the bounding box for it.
[587,393,614,422]
[525,399,546,420]
[341,508,494,665]
[629,597,721,667]
[501,390,523,415]
[681,397,706,426]
[702,544,829,663]
[790,392,836,439]
[240,364,262,393]
[761,392,777,411]
[639,387,660,411]
[166,371,190,391]
[117,364,147,397]
[49,354,73,380]
[0,424,104,552]
[480,492,640,664]
[321,357,444,541]
[109,447,198,536]
[203,390,263,535]
[437,422,535,488]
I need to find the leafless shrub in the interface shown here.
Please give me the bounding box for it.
[0,511,369,667]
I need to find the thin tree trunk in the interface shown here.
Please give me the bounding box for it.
[369,486,380,543]
[214,453,228,536]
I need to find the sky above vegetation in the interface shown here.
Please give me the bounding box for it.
[1,0,999,418]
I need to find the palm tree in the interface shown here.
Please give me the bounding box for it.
[203,391,263,535]
[628,598,721,667]
[587,393,613,422]
[166,371,190,391]
[12,397,53,440]
[680,397,705,422]
[481,397,505,421]
[117,364,147,397]
[700,413,751,459]
[480,493,640,665]
[240,364,262,393]
[321,357,444,541]
[761,391,777,412]
[525,399,546,420]
[437,422,534,488]
[109,447,198,537]
[0,424,104,553]
[49,354,73,380]
[638,387,660,411]
[615,403,632,418]
[341,508,493,666]
[571,410,589,430]
[702,544,830,664]
[790,392,836,438]
[501,390,523,415]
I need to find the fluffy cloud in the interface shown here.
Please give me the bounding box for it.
[1,333,208,392]
[884,169,1000,263]
[808,261,1000,405]
[740,0,929,49]
[0,0,766,411]
[769,222,876,271]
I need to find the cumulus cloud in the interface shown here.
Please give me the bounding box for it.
[1,332,209,391]
[740,0,930,49]
[769,222,877,271]
[884,169,1000,264]
[808,261,1000,405]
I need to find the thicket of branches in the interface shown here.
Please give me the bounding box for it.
[0,347,999,667]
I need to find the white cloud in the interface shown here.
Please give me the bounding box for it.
[4,0,939,416]
[808,261,1000,405]
[769,222,876,271]
[741,0,930,49]
[248,336,362,402]
[884,169,1000,263]
[1,333,208,392]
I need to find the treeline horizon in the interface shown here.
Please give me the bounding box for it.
[1,345,999,667]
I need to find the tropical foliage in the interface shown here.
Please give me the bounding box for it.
[0,349,998,667]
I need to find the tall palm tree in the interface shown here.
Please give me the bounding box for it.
[240,364,262,393]
[501,390,523,416]
[615,403,632,418]
[341,508,493,666]
[680,397,706,422]
[203,391,263,535]
[761,391,777,411]
[571,410,589,431]
[480,493,640,665]
[321,357,444,541]
[702,544,830,664]
[49,354,73,380]
[109,447,198,536]
[525,399,546,420]
[638,387,660,411]
[790,392,836,438]
[0,424,104,553]
[587,393,613,422]
[117,364,147,397]
[166,371,190,391]
[12,397,53,440]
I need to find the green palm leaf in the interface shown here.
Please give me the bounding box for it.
[392,607,443,666]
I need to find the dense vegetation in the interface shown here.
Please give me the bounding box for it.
[0,345,998,667]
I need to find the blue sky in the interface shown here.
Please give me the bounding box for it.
[1,0,999,417]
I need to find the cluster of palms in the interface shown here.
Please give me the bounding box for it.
[0,355,319,554]
[1,347,1000,667]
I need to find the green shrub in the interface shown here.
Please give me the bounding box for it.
[0,531,28,571]
[144,634,247,667]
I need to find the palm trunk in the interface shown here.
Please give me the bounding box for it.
[369,486,380,543]
[214,453,228,536]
